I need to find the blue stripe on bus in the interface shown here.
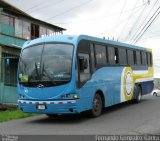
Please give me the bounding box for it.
[132,66,148,70]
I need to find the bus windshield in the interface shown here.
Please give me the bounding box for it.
[18,43,73,87]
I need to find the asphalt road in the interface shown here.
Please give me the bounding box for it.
[0,95,160,135]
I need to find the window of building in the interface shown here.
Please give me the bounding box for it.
[15,19,31,40]
[23,21,30,40]
[2,53,19,86]
[39,26,47,37]
[15,18,21,37]
[127,50,134,65]
[95,44,107,67]
[18,20,23,38]
[1,14,14,26]
[119,48,127,65]
[31,23,39,39]
[47,28,55,36]
[1,14,9,25]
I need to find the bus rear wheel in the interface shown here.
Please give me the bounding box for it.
[134,86,142,103]
[89,93,103,117]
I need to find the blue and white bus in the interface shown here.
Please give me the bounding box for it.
[18,35,153,117]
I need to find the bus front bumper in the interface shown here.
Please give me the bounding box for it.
[18,99,80,114]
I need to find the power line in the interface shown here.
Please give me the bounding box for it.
[97,8,142,37]
[111,0,128,37]
[97,4,144,37]
[123,2,148,42]
[129,0,159,43]
[45,0,94,21]
[133,7,160,44]
[97,16,132,37]
[117,0,139,40]
[139,34,160,40]
[26,0,65,13]
[102,0,122,15]
[25,0,48,12]
[53,4,143,25]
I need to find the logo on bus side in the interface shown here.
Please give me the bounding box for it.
[121,67,134,101]
[125,72,133,95]
[37,84,45,88]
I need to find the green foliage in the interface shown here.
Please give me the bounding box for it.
[0,109,37,122]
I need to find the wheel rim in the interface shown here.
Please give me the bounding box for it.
[138,93,141,101]
[138,90,142,101]
[93,94,102,115]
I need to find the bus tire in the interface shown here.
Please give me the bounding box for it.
[134,85,142,103]
[89,93,103,117]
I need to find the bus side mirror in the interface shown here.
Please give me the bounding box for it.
[79,56,88,72]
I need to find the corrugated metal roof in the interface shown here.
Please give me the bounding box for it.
[0,43,21,49]
[0,0,66,31]
[1,0,33,17]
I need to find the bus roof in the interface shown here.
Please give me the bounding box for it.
[22,35,150,51]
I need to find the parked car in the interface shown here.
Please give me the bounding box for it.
[151,89,160,96]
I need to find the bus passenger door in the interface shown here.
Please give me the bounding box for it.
[78,53,91,85]
[77,53,92,111]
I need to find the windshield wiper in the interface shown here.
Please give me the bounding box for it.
[35,62,40,80]
[41,63,53,81]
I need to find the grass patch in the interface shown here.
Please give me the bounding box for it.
[0,109,37,123]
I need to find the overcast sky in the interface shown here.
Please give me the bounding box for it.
[5,0,160,78]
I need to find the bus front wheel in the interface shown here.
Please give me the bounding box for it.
[89,93,103,117]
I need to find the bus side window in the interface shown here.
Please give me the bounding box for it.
[95,44,107,68]
[141,51,147,66]
[136,51,141,65]
[90,44,96,73]
[127,50,134,66]
[133,50,137,65]
[119,48,127,65]
[108,46,115,65]
[147,52,152,66]
[115,48,119,64]
[78,53,91,83]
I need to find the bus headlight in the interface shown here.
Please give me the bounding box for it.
[73,94,78,99]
